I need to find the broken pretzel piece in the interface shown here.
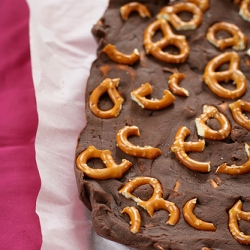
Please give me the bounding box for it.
[229,199,250,244]
[171,126,210,172]
[116,125,162,159]
[168,73,188,97]
[76,146,132,180]
[102,44,140,65]
[195,105,231,140]
[229,99,250,131]
[216,143,250,175]
[206,22,248,51]
[239,0,250,22]
[89,78,124,119]
[119,176,180,225]
[131,82,176,110]
[122,206,141,234]
[120,2,151,20]
[183,198,216,231]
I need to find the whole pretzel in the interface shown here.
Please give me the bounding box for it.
[186,0,209,11]
[229,200,250,244]
[89,78,124,119]
[183,198,216,231]
[122,206,141,234]
[239,0,250,22]
[168,73,189,96]
[120,2,151,20]
[229,100,250,130]
[76,146,132,180]
[116,125,162,159]
[157,2,203,30]
[203,52,247,99]
[195,105,231,140]
[119,176,180,225]
[216,143,250,175]
[143,19,190,64]
[171,126,211,172]
[102,44,140,65]
[131,82,176,110]
[206,22,248,50]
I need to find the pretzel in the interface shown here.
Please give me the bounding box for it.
[229,200,250,244]
[143,19,190,64]
[229,100,250,131]
[119,176,180,225]
[76,146,132,180]
[89,78,124,119]
[203,52,247,99]
[168,73,189,97]
[122,206,141,234]
[157,2,203,30]
[102,44,140,65]
[195,105,231,140]
[171,126,210,172]
[99,64,136,80]
[120,2,151,20]
[131,83,176,110]
[183,198,216,231]
[186,0,209,11]
[239,0,250,22]
[216,143,250,175]
[206,22,248,50]
[116,125,162,159]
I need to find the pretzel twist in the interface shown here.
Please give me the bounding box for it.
[89,78,124,119]
[120,2,151,20]
[206,22,248,50]
[216,143,250,175]
[229,100,250,131]
[186,0,209,11]
[122,206,141,234]
[171,126,210,172]
[239,0,250,22]
[119,176,180,225]
[168,73,189,96]
[183,198,216,231]
[76,146,132,179]
[203,52,247,99]
[157,2,203,30]
[131,82,176,110]
[143,19,190,64]
[116,125,162,159]
[102,44,140,65]
[195,105,231,140]
[229,200,250,244]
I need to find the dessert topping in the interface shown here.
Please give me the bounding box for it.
[76,146,132,179]
[102,44,140,65]
[120,2,151,20]
[157,2,203,30]
[203,52,247,99]
[195,105,231,140]
[143,19,190,63]
[116,125,162,159]
[131,82,176,110]
[183,198,216,231]
[89,78,124,119]
[206,22,248,50]
[171,126,210,172]
[119,176,180,225]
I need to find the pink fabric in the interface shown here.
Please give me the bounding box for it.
[0,0,42,249]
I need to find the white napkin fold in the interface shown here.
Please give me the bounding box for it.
[27,0,133,249]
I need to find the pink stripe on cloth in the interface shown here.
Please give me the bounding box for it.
[0,0,42,249]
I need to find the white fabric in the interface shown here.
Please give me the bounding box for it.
[27,0,134,249]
